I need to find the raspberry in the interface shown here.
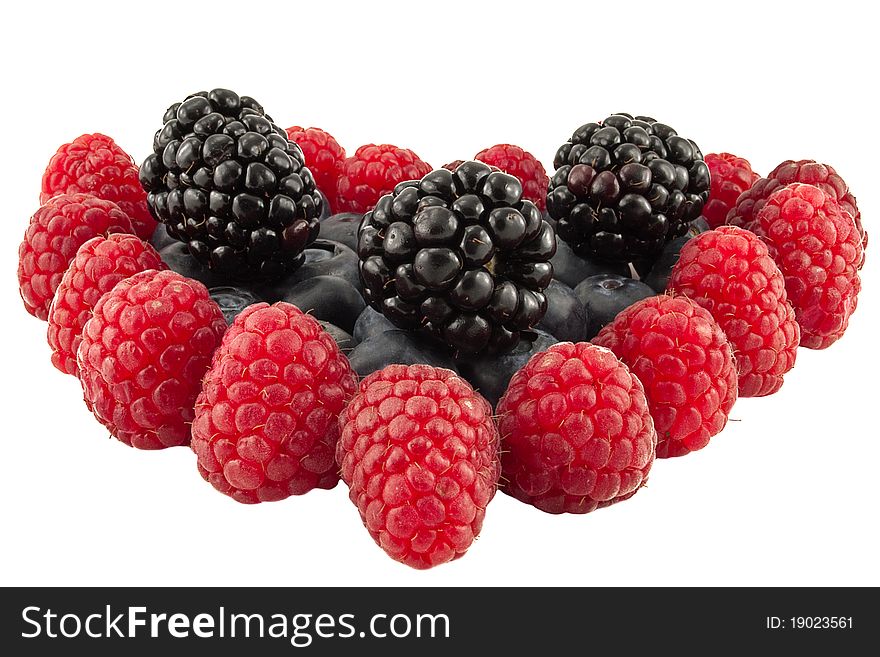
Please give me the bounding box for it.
[726,159,865,267]
[753,183,862,349]
[473,144,549,211]
[441,159,466,171]
[335,144,431,214]
[47,234,166,376]
[41,134,155,240]
[77,270,226,449]
[286,126,346,213]
[337,364,500,569]
[593,295,738,458]
[18,194,135,320]
[701,153,759,228]
[192,302,357,503]
[496,342,656,514]
[667,226,800,397]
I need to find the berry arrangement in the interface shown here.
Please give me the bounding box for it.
[17,89,866,569]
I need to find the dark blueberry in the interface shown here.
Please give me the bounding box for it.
[257,239,361,301]
[317,321,358,351]
[209,286,262,324]
[455,330,558,408]
[352,306,396,343]
[574,274,656,339]
[280,275,365,333]
[642,235,691,293]
[550,237,629,289]
[689,216,711,234]
[158,242,224,287]
[536,280,588,343]
[347,330,459,378]
[149,223,177,252]
[318,213,361,253]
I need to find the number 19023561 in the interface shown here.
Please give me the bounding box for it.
[766,617,853,630]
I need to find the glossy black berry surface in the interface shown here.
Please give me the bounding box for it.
[547,113,709,264]
[358,161,556,355]
[139,88,322,280]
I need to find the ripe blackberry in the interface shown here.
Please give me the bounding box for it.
[358,161,556,355]
[547,113,710,264]
[139,88,322,280]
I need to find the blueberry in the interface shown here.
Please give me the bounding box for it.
[257,239,361,301]
[347,329,459,378]
[642,235,692,293]
[159,242,224,288]
[280,275,365,333]
[317,320,358,351]
[536,279,588,342]
[689,216,711,234]
[209,286,262,324]
[551,237,629,289]
[456,330,559,408]
[318,213,361,253]
[353,306,396,343]
[149,223,177,252]
[574,274,655,339]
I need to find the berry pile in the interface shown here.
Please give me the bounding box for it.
[16,89,867,569]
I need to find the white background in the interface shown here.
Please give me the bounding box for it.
[1,0,877,587]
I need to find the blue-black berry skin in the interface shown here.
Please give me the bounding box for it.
[358,161,557,356]
[140,88,323,281]
[280,275,365,334]
[456,330,559,408]
[548,113,709,265]
[575,274,656,339]
[347,329,460,378]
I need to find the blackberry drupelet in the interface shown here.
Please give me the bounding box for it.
[547,113,710,264]
[357,161,556,355]
[139,89,322,280]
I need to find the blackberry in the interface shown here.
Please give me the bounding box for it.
[139,88,322,280]
[357,161,556,355]
[547,113,710,264]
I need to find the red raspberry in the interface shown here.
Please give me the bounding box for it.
[727,159,865,267]
[753,183,862,349]
[40,134,156,240]
[496,342,656,514]
[335,144,431,213]
[473,144,549,211]
[667,226,800,397]
[77,270,226,449]
[18,194,135,320]
[47,234,166,376]
[702,153,759,228]
[337,364,499,569]
[285,126,346,213]
[593,295,738,458]
[193,303,357,504]
[441,159,466,171]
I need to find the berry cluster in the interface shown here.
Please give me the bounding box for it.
[15,89,867,570]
